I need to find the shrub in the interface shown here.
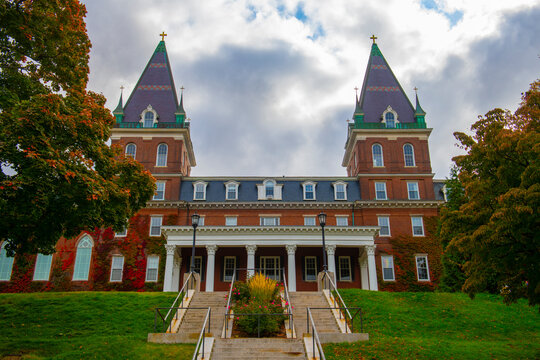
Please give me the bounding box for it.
[248,273,279,302]
[234,298,286,336]
[231,281,250,302]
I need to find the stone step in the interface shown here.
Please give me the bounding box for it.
[211,338,305,360]
[289,292,340,335]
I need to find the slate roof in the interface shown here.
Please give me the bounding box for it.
[357,42,416,123]
[122,41,180,123]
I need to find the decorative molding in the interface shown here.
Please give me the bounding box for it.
[146,201,186,208]
[286,244,297,255]
[354,200,442,208]
[187,201,358,210]
[206,244,218,255]
[162,225,379,236]
[165,244,176,255]
[325,244,336,256]
[355,173,435,178]
[245,244,257,255]
[365,245,376,256]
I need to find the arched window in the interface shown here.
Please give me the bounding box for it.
[372,144,384,167]
[265,180,275,198]
[0,242,15,281]
[144,112,154,128]
[385,112,395,128]
[125,143,136,159]
[156,144,168,167]
[403,144,415,167]
[73,235,93,281]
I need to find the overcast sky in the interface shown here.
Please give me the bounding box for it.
[82,0,540,179]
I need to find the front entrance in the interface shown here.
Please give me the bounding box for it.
[260,256,281,281]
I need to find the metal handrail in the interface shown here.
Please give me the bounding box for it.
[223,267,237,333]
[320,270,355,333]
[224,312,292,338]
[163,271,195,332]
[306,308,326,360]
[192,307,212,360]
[154,307,209,333]
[281,267,294,333]
[307,307,364,333]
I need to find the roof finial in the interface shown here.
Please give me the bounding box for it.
[354,86,359,97]
[120,85,124,95]
[414,86,418,94]
[180,86,185,95]
[370,34,377,44]
[160,31,167,41]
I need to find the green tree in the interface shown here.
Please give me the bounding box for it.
[0,0,155,255]
[440,80,540,305]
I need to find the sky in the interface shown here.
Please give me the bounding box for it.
[82,0,540,179]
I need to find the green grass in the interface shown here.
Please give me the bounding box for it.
[324,290,540,360]
[0,292,194,359]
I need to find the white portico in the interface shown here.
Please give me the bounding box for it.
[161,225,379,292]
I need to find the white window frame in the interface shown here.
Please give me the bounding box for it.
[223,256,236,282]
[153,181,166,201]
[73,235,93,281]
[304,216,316,226]
[403,143,416,167]
[302,181,316,201]
[260,216,280,226]
[304,256,317,281]
[372,144,384,167]
[110,255,124,282]
[225,181,239,200]
[145,255,160,282]
[198,216,205,226]
[381,105,399,128]
[335,216,348,226]
[125,143,136,159]
[375,182,387,200]
[411,216,425,237]
[333,181,347,201]
[150,216,163,237]
[193,181,208,201]
[407,182,420,200]
[260,256,281,281]
[140,105,158,128]
[381,255,395,281]
[33,253,53,281]
[225,216,237,226]
[377,216,391,237]
[415,255,430,281]
[0,242,15,281]
[338,256,352,281]
[265,179,275,199]
[257,179,283,200]
[115,226,127,237]
[156,143,168,167]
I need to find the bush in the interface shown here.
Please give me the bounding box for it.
[248,273,280,301]
[234,298,286,336]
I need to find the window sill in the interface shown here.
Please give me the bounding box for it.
[382,279,396,282]
[338,279,352,282]
[145,280,158,283]
[417,279,430,282]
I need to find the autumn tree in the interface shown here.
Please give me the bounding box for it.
[439,80,540,306]
[0,0,155,255]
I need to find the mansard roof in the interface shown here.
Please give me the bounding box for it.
[358,42,416,123]
[122,41,180,123]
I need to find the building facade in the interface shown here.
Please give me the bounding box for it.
[0,37,445,293]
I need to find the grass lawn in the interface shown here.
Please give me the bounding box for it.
[324,290,540,360]
[1,292,194,359]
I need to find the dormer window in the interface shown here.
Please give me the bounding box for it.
[302,181,316,200]
[381,106,399,128]
[225,181,239,200]
[333,181,347,200]
[193,181,208,201]
[257,179,283,200]
[141,105,158,128]
[265,181,274,198]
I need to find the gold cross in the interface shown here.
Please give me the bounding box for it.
[370,34,377,44]
[160,31,167,41]
[180,86,185,94]
[414,87,418,94]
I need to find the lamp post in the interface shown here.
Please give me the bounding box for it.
[190,213,200,273]
[318,212,328,272]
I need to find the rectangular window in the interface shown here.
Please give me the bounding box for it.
[194,183,206,200]
[145,255,159,282]
[260,217,280,226]
[304,216,316,226]
[304,256,317,281]
[338,256,352,281]
[226,183,238,200]
[223,256,236,281]
[33,254,53,281]
[150,216,162,236]
[110,256,124,282]
[407,182,420,200]
[415,255,430,281]
[115,227,127,237]
[334,183,347,200]
[304,183,315,200]
[411,216,425,236]
[190,256,203,274]
[153,182,165,200]
[260,256,280,281]
[377,216,390,236]
[198,216,205,226]
[375,182,387,200]
[225,216,237,226]
[381,255,395,281]
[0,245,14,281]
[336,216,348,226]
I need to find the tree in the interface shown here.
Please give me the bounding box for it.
[0,0,155,255]
[439,80,540,306]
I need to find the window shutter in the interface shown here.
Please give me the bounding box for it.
[257,185,265,200]
[275,185,282,200]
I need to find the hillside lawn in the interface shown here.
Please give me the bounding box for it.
[325,289,539,360]
[0,290,538,359]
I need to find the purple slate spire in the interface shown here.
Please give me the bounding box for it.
[122,41,179,123]
[358,41,416,123]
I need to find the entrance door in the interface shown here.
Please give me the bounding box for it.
[260,256,281,281]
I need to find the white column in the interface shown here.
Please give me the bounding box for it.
[172,254,182,292]
[205,245,218,292]
[246,245,257,278]
[326,244,337,283]
[359,255,369,290]
[286,244,297,292]
[366,245,378,291]
[163,245,176,292]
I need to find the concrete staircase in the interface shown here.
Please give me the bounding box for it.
[211,338,305,360]
[177,291,228,338]
[289,292,340,336]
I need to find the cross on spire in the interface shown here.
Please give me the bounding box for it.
[120,85,124,93]
[159,31,167,41]
[180,86,185,94]
[370,34,377,44]
[414,86,418,94]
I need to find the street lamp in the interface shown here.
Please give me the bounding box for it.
[318,212,328,272]
[190,213,200,273]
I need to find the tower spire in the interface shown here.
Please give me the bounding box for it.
[414,87,426,125]
[175,86,186,124]
[113,86,124,123]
